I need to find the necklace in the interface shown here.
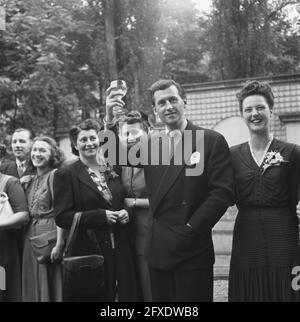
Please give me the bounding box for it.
[248,134,274,167]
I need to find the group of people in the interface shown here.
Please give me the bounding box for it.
[0,132,65,301]
[0,115,151,302]
[0,78,299,302]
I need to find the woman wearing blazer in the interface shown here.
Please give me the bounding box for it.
[54,119,137,302]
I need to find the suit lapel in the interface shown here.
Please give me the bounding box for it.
[75,160,113,208]
[11,161,19,178]
[23,164,36,177]
[75,160,101,195]
[152,121,198,216]
[238,138,279,171]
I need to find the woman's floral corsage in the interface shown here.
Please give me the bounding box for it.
[99,162,119,180]
[20,174,35,190]
[97,149,119,180]
[261,151,289,174]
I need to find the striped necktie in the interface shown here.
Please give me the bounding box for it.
[168,129,182,159]
[17,161,26,177]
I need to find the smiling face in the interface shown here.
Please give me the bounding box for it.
[31,140,52,171]
[241,95,272,134]
[75,129,100,160]
[153,85,186,130]
[119,122,147,148]
[12,130,32,162]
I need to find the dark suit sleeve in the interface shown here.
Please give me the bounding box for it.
[6,177,28,213]
[189,133,235,234]
[0,162,11,176]
[54,167,108,230]
[0,163,7,173]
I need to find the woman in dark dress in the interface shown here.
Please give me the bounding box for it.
[117,111,152,302]
[0,160,28,301]
[54,119,137,302]
[229,80,300,302]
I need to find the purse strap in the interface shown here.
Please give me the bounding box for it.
[64,212,82,257]
[48,169,57,201]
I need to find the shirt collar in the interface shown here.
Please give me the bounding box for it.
[16,159,27,168]
[165,119,188,136]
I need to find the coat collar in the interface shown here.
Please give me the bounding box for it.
[237,138,280,170]
[73,159,114,208]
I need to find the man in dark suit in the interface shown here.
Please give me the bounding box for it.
[1,128,35,178]
[105,79,235,302]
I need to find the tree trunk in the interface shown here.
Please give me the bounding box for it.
[137,43,163,114]
[103,0,118,80]
[134,0,164,114]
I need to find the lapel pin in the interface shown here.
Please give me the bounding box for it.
[190,151,201,165]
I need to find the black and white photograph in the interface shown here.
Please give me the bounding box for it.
[0,0,300,308]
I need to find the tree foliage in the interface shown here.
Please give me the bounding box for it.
[206,0,300,80]
[0,0,299,142]
[161,0,210,84]
[0,0,107,138]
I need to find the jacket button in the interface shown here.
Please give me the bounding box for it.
[182,200,187,205]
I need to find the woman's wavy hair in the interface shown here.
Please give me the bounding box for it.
[69,119,103,156]
[117,110,150,134]
[237,80,275,114]
[31,136,65,169]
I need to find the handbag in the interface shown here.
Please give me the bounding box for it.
[0,174,14,219]
[62,212,105,297]
[29,230,57,264]
[28,169,57,264]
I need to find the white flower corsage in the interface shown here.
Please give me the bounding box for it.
[20,174,35,190]
[261,151,289,174]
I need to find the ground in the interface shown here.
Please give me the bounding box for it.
[214,279,228,302]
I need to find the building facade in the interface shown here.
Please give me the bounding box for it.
[184,73,300,146]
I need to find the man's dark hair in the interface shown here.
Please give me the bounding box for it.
[69,119,103,156]
[148,79,187,106]
[237,80,275,114]
[13,128,34,140]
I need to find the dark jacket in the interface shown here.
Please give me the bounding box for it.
[142,121,235,270]
[53,159,137,301]
[0,160,36,179]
